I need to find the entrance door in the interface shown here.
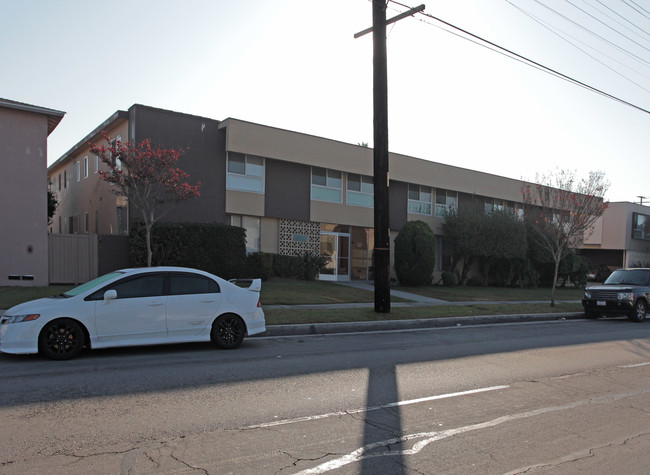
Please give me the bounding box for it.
[319,232,350,281]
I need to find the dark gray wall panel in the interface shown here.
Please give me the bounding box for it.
[265,159,310,221]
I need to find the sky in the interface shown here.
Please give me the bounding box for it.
[3,0,649,203]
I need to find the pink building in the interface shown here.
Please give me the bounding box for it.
[0,98,64,286]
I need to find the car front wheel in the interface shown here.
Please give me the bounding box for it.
[211,314,245,349]
[38,319,85,360]
[628,300,647,322]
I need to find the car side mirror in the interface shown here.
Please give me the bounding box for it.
[103,290,117,301]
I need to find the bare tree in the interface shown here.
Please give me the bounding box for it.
[522,169,609,305]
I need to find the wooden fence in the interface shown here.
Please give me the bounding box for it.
[48,234,129,284]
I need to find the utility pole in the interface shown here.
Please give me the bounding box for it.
[356,2,425,313]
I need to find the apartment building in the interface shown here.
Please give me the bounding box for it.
[49,104,531,281]
[582,201,650,268]
[1,98,64,286]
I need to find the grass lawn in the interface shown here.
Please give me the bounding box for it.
[265,302,583,325]
[394,285,584,302]
[0,285,73,310]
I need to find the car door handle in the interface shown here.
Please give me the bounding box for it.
[200,299,217,303]
[147,302,165,307]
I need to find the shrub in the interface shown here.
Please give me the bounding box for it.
[129,222,247,279]
[441,271,458,287]
[246,252,274,281]
[302,253,328,281]
[394,220,436,286]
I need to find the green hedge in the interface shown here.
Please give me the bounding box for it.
[394,220,436,286]
[129,222,247,279]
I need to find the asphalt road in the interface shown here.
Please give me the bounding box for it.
[2,318,650,474]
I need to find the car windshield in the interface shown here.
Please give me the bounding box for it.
[62,272,125,297]
[604,269,650,286]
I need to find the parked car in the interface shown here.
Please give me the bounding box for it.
[0,267,266,360]
[582,268,650,322]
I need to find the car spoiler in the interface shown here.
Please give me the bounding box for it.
[228,278,262,292]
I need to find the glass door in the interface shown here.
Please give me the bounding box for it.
[319,232,350,281]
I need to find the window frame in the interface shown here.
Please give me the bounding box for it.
[311,167,343,203]
[435,189,458,217]
[226,152,265,193]
[407,184,432,216]
[346,173,374,207]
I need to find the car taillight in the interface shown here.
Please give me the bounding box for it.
[257,298,261,308]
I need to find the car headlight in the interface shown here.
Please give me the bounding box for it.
[584,291,591,299]
[617,292,634,301]
[1,314,40,324]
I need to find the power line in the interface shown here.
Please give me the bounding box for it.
[387,0,650,116]
[594,0,650,39]
[529,0,650,68]
[566,0,650,56]
[509,1,650,92]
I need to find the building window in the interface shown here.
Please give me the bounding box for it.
[312,167,342,203]
[633,213,650,241]
[231,215,261,253]
[84,156,89,179]
[84,212,89,233]
[94,155,99,173]
[227,152,264,193]
[506,201,525,220]
[76,161,81,181]
[408,184,432,215]
[346,173,374,207]
[95,210,99,233]
[64,170,67,188]
[58,173,61,191]
[484,199,505,214]
[435,189,458,217]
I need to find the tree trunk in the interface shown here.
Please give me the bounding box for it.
[146,222,153,267]
[551,254,561,307]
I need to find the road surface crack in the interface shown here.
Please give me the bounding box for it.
[276,451,341,473]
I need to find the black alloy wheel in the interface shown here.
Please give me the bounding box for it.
[38,319,85,360]
[211,314,245,349]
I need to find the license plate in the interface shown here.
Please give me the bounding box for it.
[597,301,606,306]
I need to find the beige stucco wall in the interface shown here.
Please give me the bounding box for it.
[221,118,526,202]
[0,108,49,286]
[260,218,279,253]
[225,190,264,217]
[310,200,374,228]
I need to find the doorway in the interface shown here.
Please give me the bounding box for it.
[319,232,350,281]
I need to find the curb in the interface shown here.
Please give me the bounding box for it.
[259,312,585,337]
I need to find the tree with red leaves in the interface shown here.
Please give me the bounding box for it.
[522,169,608,306]
[90,132,201,267]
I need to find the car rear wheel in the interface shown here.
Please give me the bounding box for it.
[211,314,245,349]
[628,300,647,322]
[38,319,85,360]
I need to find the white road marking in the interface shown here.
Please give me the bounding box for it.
[245,385,509,430]
[295,388,650,474]
[620,361,650,368]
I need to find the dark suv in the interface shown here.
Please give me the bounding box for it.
[582,268,650,322]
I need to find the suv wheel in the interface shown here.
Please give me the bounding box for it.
[628,300,647,322]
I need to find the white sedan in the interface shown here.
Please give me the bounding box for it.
[0,267,266,360]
